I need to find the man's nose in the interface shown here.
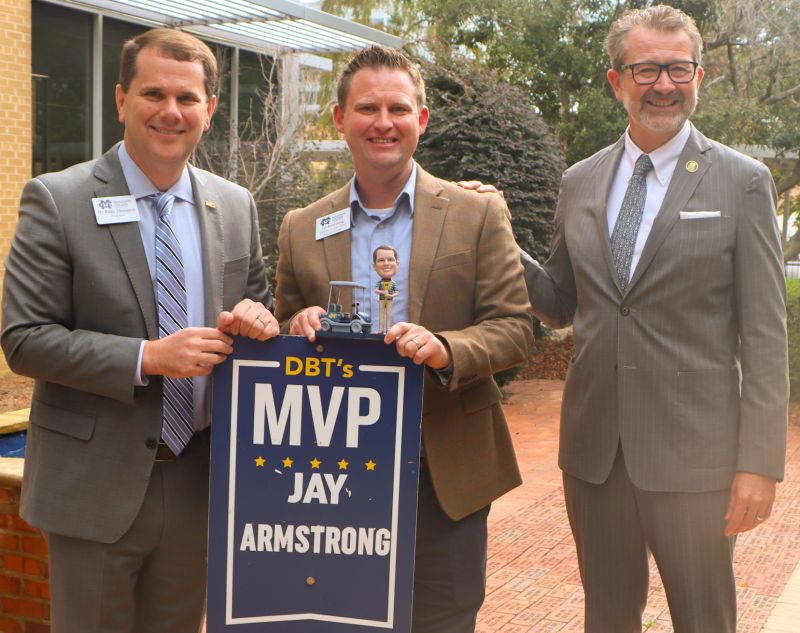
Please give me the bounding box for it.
[161,97,181,119]
[374,108,392,130]
[652,68,678,92]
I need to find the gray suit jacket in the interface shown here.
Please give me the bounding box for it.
[524,125,788,491]
[276,166,533,520]
[1,145,271,542]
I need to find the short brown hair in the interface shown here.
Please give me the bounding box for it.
[119,28,218,98]
[373,244,399,263]
[337,45,426,110]
[606,5,703,69]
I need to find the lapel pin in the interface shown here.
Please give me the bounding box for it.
[205,200,217,209]
[685,160,699,173]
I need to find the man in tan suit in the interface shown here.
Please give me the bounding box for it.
[276,45,532,633]
[2,29,278,633]
[522,6,788,632]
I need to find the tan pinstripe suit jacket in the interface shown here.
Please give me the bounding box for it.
[524,125,788,491]
[275,166,533,520]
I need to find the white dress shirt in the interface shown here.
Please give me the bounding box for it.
[606,121,691,282]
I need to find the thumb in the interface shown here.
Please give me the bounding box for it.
[217,311,234,332]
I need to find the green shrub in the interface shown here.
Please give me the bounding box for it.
[414,50,565,263]
[788,279,800,399]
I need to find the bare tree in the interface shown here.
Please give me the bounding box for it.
[193,49,329,280]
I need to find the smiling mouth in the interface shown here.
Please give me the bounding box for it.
[151,126,184,135]
[643,93,683,108]
[370,138,397,144]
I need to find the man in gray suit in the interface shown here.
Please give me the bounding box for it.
[522,6,788,633]
[1,29,278,633]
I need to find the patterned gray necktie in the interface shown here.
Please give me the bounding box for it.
[610,154,654,292]
[153,193,194,455]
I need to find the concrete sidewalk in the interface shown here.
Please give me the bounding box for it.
[479,379,800,633]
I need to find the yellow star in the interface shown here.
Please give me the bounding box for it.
[338,459,349,470]
[282,457,294,468]
[310,458,321,469]
[365,460,376,471]
[254,456,266,467]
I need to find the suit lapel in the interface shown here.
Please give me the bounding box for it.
[190,167,224,325]
[591,137,628,293]
[408,168,447,324]
[95,149,158,339]
[322,186,353,284]
[627,127,712,292]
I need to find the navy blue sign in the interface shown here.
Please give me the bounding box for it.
[208,335,424,632]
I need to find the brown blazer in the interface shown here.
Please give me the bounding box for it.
[275,166,533,520]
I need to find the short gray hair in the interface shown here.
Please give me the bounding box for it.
[606,4,703,69]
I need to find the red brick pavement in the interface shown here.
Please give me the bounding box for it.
[480,379,800,633]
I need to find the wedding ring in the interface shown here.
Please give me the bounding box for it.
[410,337,421,348]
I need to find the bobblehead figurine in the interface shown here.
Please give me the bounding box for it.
[373,244,400,333]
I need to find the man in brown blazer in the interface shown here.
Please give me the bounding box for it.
[275,45,532,633]
[522,6,788,633]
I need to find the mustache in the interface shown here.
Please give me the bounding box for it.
[642,90,685,104]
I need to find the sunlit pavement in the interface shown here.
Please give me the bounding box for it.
[478,379,800,633]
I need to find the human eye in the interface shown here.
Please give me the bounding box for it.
[668,63,693,80]
[633,64,659,81]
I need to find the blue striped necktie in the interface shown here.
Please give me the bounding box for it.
[610,153,654,293]
[153,193,194,455]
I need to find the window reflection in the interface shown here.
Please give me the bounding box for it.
[32,1,92,176]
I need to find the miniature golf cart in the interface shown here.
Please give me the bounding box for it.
[319,281,373,334]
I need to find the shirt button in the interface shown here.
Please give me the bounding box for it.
[620,306,630,316]
[145,437,158,450]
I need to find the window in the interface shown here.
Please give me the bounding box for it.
[32,2,92,176]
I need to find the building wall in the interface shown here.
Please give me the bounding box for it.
[0,480,49,633]
[0,0,32,372]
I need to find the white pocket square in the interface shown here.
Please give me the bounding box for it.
[680,210,721,219]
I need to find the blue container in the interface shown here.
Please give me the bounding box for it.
[0,431,26,458]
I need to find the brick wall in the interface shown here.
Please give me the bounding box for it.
[0,0,33,373]
[0,483,49,632]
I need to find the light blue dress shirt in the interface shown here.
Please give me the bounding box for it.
[349,162,417,324]
[118,143,210,430]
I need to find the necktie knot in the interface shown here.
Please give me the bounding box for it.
[153,192,175,222]
[633,154,653,178]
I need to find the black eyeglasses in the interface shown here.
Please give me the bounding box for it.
[619,61,699,85]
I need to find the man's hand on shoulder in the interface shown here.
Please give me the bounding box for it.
[142,328,233,378]
[217,298,279,341]
[724,471,777,535]
[456,180,503,197]
[384,322,450,369]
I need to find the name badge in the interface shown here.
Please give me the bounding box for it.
[315,208,351,240]
[92,195,140,225]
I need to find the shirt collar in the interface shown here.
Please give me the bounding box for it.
[117,142,195,205]
[349,161,417,219]
[624,121,691,186]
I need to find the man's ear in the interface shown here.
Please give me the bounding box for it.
[333,103,345,134]
[115,84,126,124]
[418,106,429,134]
[607,68,624,103]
